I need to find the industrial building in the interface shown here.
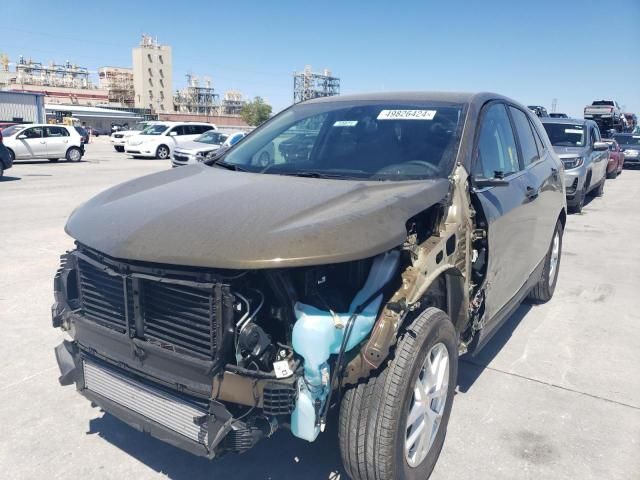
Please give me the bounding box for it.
[222,90,246,115]
[293,65,340,103]
[2,56,108,106]
[0,91,45,123]
[132,35,173,112]
[174,74,218,115]
[98,67,135,108]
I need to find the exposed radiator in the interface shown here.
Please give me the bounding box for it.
[83,360,209,444]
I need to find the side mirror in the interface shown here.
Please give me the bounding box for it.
[169,131,177,136]
[473,177,509,188]
[17,134,27,140]
[593,141,609,151]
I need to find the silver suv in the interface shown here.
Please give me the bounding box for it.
[542,118,609,213]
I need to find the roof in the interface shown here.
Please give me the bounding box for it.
[44,104,142,119]
[304,91,491,105]
[541,117,589,125]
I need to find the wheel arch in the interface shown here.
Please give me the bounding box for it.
[558,208,567,230]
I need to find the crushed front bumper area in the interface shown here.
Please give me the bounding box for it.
[54,341,234,458]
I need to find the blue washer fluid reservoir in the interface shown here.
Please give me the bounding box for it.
[290,250,400,441]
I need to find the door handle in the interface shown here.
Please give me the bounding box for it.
[551,167,559,179]
[40,141,46,144]
[526,186,539,200]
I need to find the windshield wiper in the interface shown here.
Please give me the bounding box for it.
[276,171,364,180]
[212,159,249,172]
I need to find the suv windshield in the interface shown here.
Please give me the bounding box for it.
[614,134,640,146]
[543,123,585,147]
[212,101,466,180]
[196,131,227,145]
[141,124,168,135]
[132,122,148,131]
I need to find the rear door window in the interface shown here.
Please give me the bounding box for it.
[46,126,70,137]
[509,107,540,166]
[474,103,520,178]
[170,126,186,136]
[196,125,213,134]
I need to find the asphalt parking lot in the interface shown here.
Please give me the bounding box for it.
[1,137,639,479]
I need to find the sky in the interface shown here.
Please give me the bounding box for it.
[2,0,639,116]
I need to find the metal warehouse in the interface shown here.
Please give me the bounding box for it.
[0,90,46,123]
[44,104,143,132]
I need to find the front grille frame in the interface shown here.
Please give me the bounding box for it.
[74,245,233,362]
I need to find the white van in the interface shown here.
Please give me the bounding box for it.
[125,122,216,159]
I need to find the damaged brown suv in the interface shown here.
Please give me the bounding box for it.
[52,92,566,479]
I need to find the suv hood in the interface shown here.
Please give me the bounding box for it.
[552,146,588,157]
[66,165,450,269]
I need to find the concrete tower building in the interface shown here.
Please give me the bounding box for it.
[132,35,172,113]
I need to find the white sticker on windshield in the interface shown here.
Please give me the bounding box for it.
[633,136,640,139]
[565,129,583,134]
[377,109,437,120]
[333,120,358,127]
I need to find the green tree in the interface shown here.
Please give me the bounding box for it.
[240,97,272,126]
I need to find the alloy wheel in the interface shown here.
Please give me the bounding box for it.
[69,149,81,162]
[405,342,450,467]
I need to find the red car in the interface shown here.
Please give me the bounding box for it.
[603,138,624,178]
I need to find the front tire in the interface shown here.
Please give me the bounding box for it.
[593,178,605,197]
[156,145,170,159]
[339,307,458,480]
[114,146,124,152]
[528,219,563,303]
[569,190,584,214]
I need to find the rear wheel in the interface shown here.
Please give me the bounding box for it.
[114,146,124,152]
[528,219,563,303]
[8,149,15,162]
[339,307,458,480]
[66,147,82,162]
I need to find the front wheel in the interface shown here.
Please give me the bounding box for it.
[156,145,170,159]
[570,190,584,214]
[528,219,563,303]
[593,178,605,197]
[114,146,124,152]
[339,307,458,480]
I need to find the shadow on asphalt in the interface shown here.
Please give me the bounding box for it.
[12,159,89,165]
[87,410,346,480]
[457,303,532,393]
[0,175,21,182]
